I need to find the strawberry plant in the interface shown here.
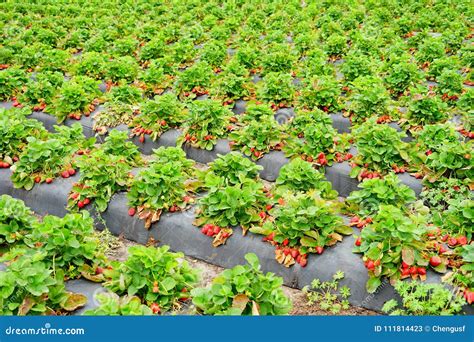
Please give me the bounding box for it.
[105,56,139,83]
[127,148,195,228]
[444,244,473,303]
[340,53,377,83]
[415,37,445,64]
[50,76,101,122]
[202,152,262,187]
[0,195,36,245]
[256,72,295,105]
[84,293,153,316]
[228,119,283,160]
[11,124,93,190]
[299,76,341,112]
[351,118,408,175]
[200,41,227,68]
[138,62,173,96]
[347,76,390,123]
[0,107,48,161]
[354,205,428,293]
[104,245,199,313]
[191,253,292,315]
[421,177,472,212]
[404,89,448,126]
[434,199,473,241]
[302,271,351,314]
[436,68,463,98]
[174,61,213,99]
[194,179,267,245]
[19,71,64,109]
[424,140,473,181]
[427,56,460,80]
[285,121,341,166]
[261,44,296,74]
[139,38,166,62]
[73,51,107,79]
[67,149,132,212]
[0,252,87,315]
[275,158,337,199]
[324,33,347,57]
[414,123,460,153]
[252,192,350,267]
[131,93,186,141]
[22,212,104,278]
[383,57,421,95]
[0,67,28,100]
[211,62,251,101]
[101,130,143,167]
[346,173,416,216]
[178,99,231,150]
[382,281,466,315]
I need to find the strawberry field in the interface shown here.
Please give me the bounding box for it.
[0,0,473,316]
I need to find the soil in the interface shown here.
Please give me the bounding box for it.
[104,233,379,316]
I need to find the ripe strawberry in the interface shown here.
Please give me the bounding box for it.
[34,176,41,183]
[441,234,449,242]
[401,268,410,277]
[425,150,433,156]
[201,227,208,235]
[150,303,160,314]
[213,226,221,235]
[282,239,289,246]
[278,198,285,205]
[83,198,90,205]
[448,237,458,247]
[160,120,166,126]
[183,196,192,203]
[355,237,361,246]
[283,247,291,256]
[61,170,70,178]
[253,150,261,158]
[316,246,324,255]
[266,204,273,211]
[68,168,75,176]
[401,261,410,269]
[417,267,426,275]
[78,201,84,209]
[184,134,191,141]
[429,255,442,267]
[45,178,53,184]
[266,232,275,241]
[457,236,468,245]
[222,232,230,238]
[71,192,79,200]
[206,229,214,237]
[128,207,136,216]
[345,153,353,160]
[259,211,266,219]
[298,258,307,267]
[139,135,145,143]
[438,245,447,254]
[467,291,474,305]
[409,266,418,275]
[366,260,375,270]
[290,249,299,258]
[95,267,104,275]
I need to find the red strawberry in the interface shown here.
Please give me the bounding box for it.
[183,196,192,203]
[34,176,41,183]
[71,192,79,200]
[278,198,285,205]
[150,303,160,314]
[61,170,70,178]
[457,236,468,245]
[355,237,361,246]
[213,226,221,235]
[429,255,442,267]
[299,258,307,267]
[128,207,136,216]
[68,168,75,176]
[425,150,433,156]
[282,239,289,246]
[266,204,273,211]
[409,266,418,275]
[201,226,208,235]
[253,150,261,158]
[78,201,84,209]
[290,249,299,258]
[438,245,447,254]
[283,247,291,256]
[467,291,474,305]
[206,229,214,237]
[366,260,375,270]
[316,246,324,255]
[441,234,449,242]
[448,237,458,247]
[401,268,410,277]
[401,261,410,269]
[266,232,275,241]
[417,267,426,275]
[259,211,266,219]
[160,120,167,126]
[45,178,53,184]
[83,198,90,205]
[95,267,104,275]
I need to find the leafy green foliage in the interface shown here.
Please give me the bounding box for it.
[0,67,28,100]
[382,281,466,315]
[178,99,231,150]
[354,205,428,293]
[101,130,142,167]
[276,158,337,199]
[104,245,199,313]
[257,72,295,104]
[83,293,153,315]
[405,89,448,126]
[0,252,87,315]
[191,253,292,315]
[0,195,36,244]
[348,76,389,123]
[299,76,341,112]
[346,173,416,216]
[203,152,262,187]
[302,271,351,314]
